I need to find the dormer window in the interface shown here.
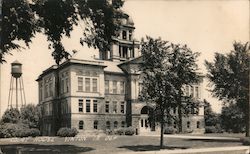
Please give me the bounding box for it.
[122,30,127,40]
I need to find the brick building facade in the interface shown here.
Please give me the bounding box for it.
[37,17,205,136]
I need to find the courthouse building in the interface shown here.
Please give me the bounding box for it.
[37,17,205,136]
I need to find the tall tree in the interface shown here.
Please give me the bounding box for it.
[20,104,41,129]
[167,43,200,133]
[205,42,250,136]
[221,104,245,133]
[140,36,200,149]
[1,0,125,64]
[204,99,219,127]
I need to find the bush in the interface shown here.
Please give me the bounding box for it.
[0,123,19,138]
[57,127,78,137]
[124,127,135,135]
[0,123,40,138]
[113,127,135,136]
[240,137,250,145]
[205,126,223,133]
[164,127,177,134]
[16,128,40,137]
[114,128,125,135]
[105,129,113,135]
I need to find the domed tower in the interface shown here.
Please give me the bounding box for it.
[8,60,26,109]
[99,16,140,61]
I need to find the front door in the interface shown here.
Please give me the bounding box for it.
[140,114,150,132]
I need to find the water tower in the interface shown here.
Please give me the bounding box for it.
[8,60,26,109]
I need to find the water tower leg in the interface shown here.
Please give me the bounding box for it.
[16,78,18,109]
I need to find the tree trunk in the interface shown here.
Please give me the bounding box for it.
[246,92,250,136]
[177,88,182,133]
[160,108,165,149]
[178,105,182,133]
[160,120,164,149]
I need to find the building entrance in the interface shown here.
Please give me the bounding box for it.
[139,106,155,133]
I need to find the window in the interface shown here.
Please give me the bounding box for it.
[120,102,125,114]
[85,78,90,92]
[173,107,176,114]
[105,101,109,113]
[78,99,83,112]
[39,83,43,101]
[93,100,98,112]
[106,121,110,129]
[190,86,194,97]
[119,46,122,57]
[92,79,97,92]
[130,48,134,58]
[121,121,125,128]
[120,81,125,94]
[113,101,117,113]
[197,121,200,129]
[61,79,64,94]
[79,121,84,130]
[114,121,118,129]
[187,121,190,129]
[195,86,199,98]
[49,103,52,115]
[173,122,177,128]
[78,77,83,91]
[122,46,128,58]
[45,85,48,98]
[141,119,143,127]
[65,78,69,92]
[113,81,117,94]
[86,100,91,113]
[105,80,109,94]
[49,82,53,96]
[185,85,189,96]
[122,30,127,40]
[94,121,98,129]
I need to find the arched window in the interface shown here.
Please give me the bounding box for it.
[114,121,118,129]
[94,121,98,129]
[79,121,84,130]
[197,121,200,129]
[121,121,126,128]
[106,121,110,130]
[187,121,190,129]
[173,122,177,129]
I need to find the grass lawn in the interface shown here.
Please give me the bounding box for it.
[0,135,244,154]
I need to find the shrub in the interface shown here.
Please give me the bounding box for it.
[164,127,177,134]
[124,127,135,135]
[114,128,125,135]
[113,127,135,135]
[57,127,78,137]
[240,137,250,145]
[17,128,40,137]
[205,126,223,133]
[105,129,113,135]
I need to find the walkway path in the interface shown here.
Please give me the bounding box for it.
[118,146,250,154]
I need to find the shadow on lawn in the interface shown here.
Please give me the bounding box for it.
[118,145,190,151]
[0,144,95,154]
[185,138,240,143]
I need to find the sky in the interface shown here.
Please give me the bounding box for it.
[0,0,249,115]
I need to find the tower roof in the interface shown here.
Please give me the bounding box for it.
[12,60,22,65]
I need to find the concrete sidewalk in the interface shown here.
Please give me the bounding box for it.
[141,134,241,141]
[119,146,250,154]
